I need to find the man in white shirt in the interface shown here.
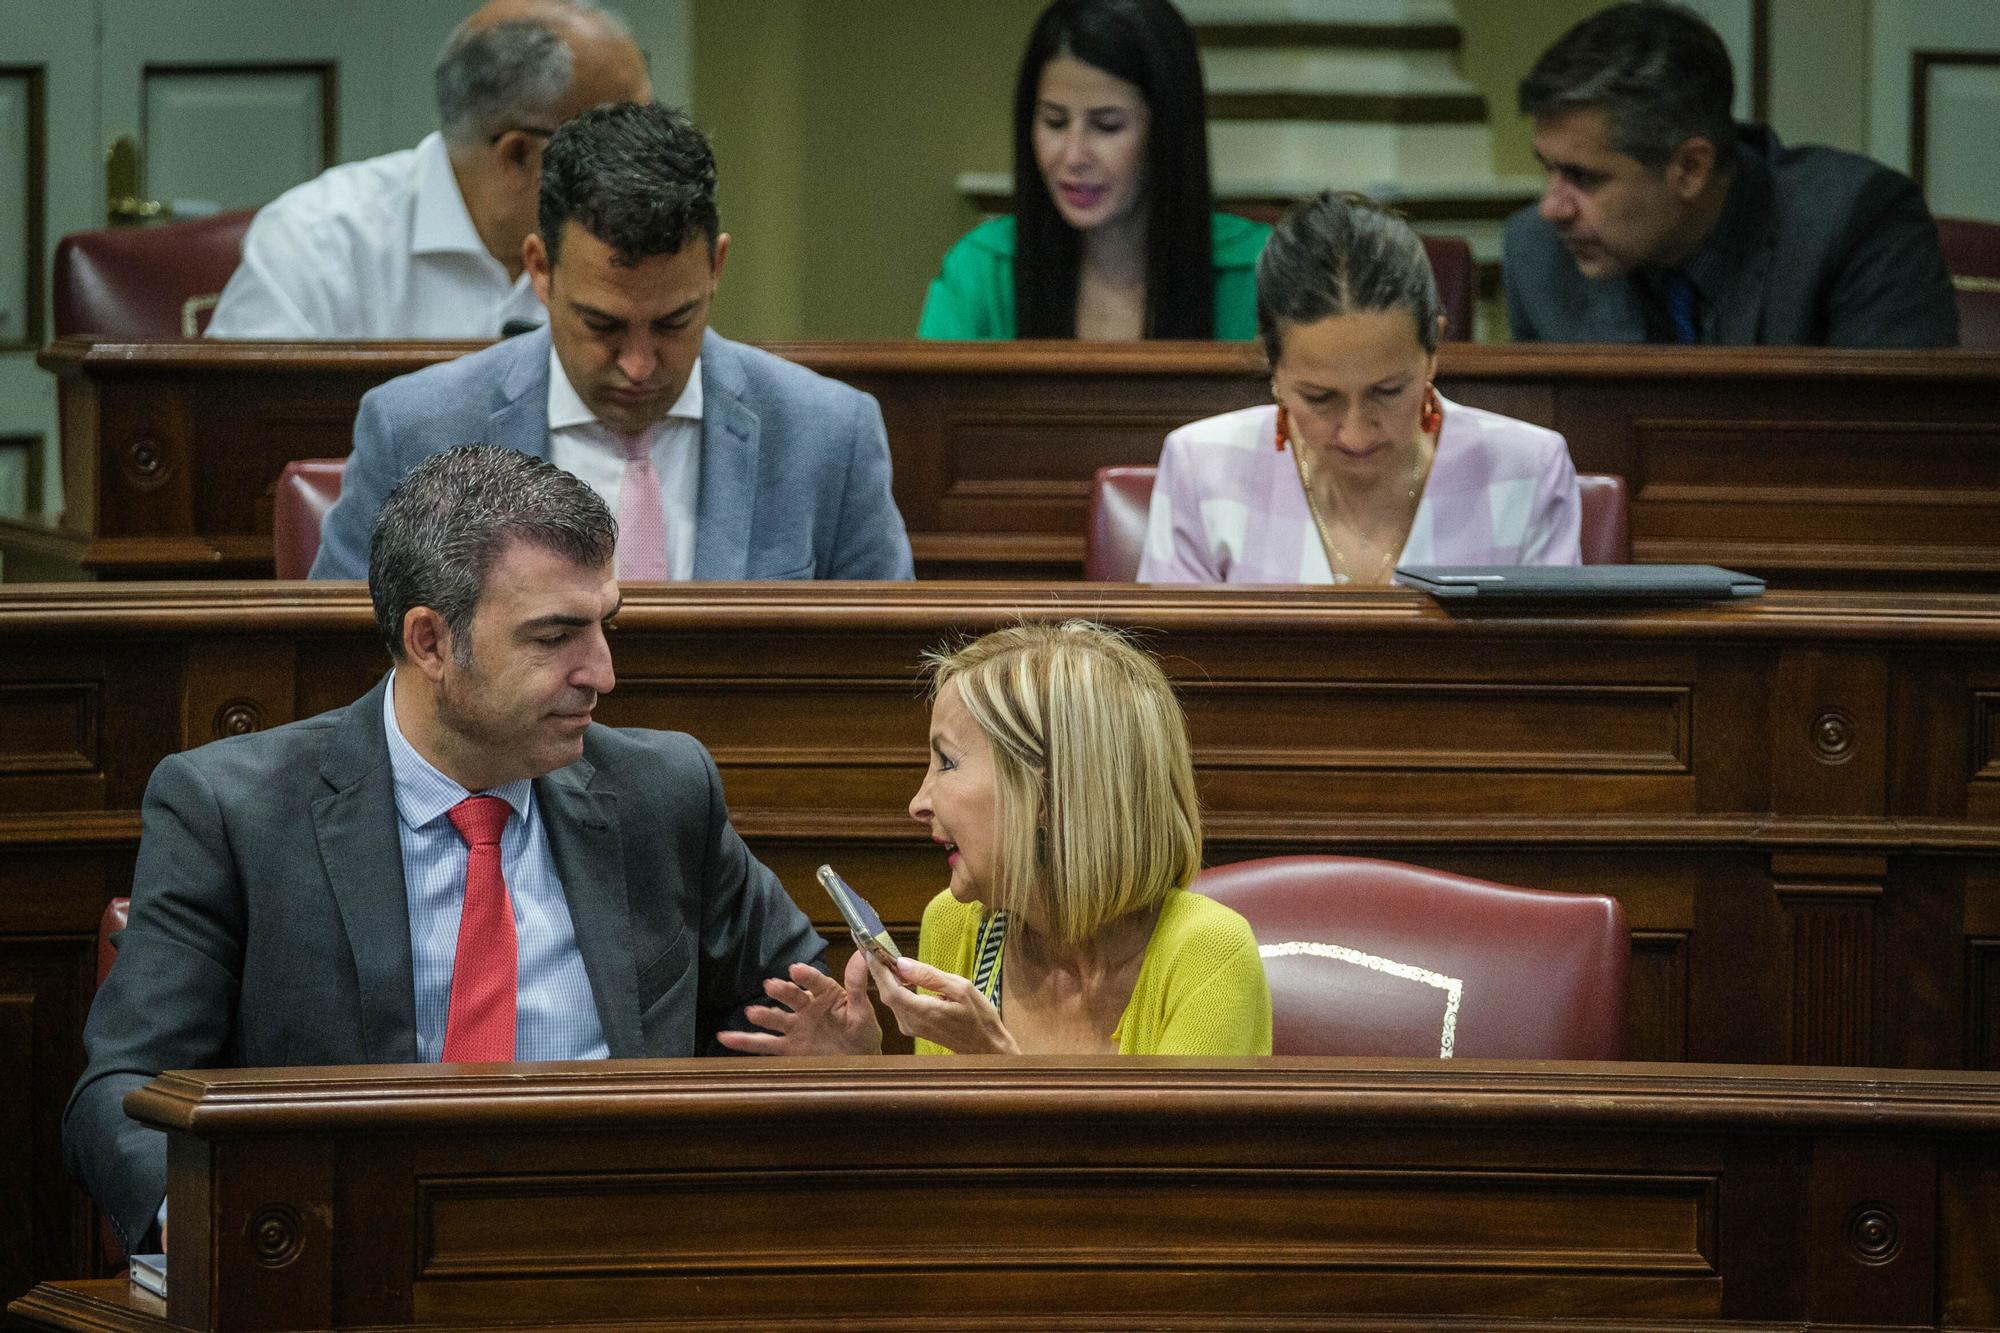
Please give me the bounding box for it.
[309,103,914,583]
[206,0,650,339]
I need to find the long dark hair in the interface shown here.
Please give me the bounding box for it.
[1011,0,1216,339]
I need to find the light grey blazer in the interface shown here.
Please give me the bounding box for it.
[63,675,826,1254]
[310,327,914,580]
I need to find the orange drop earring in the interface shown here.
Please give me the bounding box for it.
[1274,403,1291,452]
[1420,385,1443,436]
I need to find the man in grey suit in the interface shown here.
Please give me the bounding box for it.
[311,101,914,581]
[1503,2,1957,348]
[66,446,827,1256]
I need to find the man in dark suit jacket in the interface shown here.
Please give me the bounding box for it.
[310,101,914,582]
[65,446,826,1256]
[1503,2,1957,348]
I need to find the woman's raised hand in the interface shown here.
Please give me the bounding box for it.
[868,955,1021,1055]
[716,953,883,1056]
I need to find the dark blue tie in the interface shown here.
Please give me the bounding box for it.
[1665,271,1699,344]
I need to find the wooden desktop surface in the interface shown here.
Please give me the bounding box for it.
[34,338,2000,586]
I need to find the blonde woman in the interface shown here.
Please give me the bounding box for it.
[719,621,1271,1056]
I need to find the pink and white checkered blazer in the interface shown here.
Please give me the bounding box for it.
[1136,397,1581,584]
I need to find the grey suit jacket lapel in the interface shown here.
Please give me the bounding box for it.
[537,759,643,1057]
[311,676,420,1063]
[1704,157,1775,345]
[487,328,558,459]
[692,331,761,580]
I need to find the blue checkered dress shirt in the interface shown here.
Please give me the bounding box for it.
[383,675,609,1061]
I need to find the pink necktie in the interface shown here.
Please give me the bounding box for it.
[616,432,669,579]
[442,795,517,1062]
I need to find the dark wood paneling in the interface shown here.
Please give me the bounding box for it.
[12,1060,2000,1331]
[7,582,2000,1306]
[36,339,2000,588]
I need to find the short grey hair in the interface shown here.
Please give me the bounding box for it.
[368,445,617,662]
[433,3,633,151]
[1518,2,1736,171]
[1255,191,1443,365]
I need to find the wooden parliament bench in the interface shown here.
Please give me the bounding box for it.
[8,580,2000,1304]
[33,337,2000,587]
[12,1059,2000,1331]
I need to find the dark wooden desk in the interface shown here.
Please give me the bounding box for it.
[6,581,2000,1307]
[36,338,2000,586]
[12,1059,2000,1331]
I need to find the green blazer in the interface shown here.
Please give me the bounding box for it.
[917,212,1271,340]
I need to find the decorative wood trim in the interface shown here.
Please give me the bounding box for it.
[1775,865,1882,1066]
[0,1280,1982,1332]
[967,192,1536,225]
[37,335,2000,382]
[0,810,141,846]
[1628,929,1690,1062]
[1968,938,2000,1069]
[1206,90,1487,125]
[1909,49,2000,193]
[19,582,2000,642]
[1195,23,1462,52]
[0,66,45,351]
[0,682,99,775]
[129,1059,2000,1137]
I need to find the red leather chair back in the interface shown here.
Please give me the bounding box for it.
[273,459,346,579]
[1419,235,1474,342]
[95,896,131,1268]
[1085,465,1156,581]
[1575,471,1630,564]
[53,210,254,338]
[1936,216,2000,348]
[1198,856,1628,1059]
[96,897,130,988]
[1089,466,1631,578]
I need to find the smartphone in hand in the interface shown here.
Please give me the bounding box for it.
[816,865,902,966]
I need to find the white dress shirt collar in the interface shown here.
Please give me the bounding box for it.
[545,346,704,433]
[409,133,498,263]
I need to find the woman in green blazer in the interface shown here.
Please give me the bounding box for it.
[918,0,1269,341]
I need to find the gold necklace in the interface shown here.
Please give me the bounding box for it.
[1290,434,1427,586]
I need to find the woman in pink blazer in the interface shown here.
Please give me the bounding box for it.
[1138,192,1581,585]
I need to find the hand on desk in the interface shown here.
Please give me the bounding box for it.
[718,955,883,1055]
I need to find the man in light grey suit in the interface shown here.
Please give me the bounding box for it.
[311,101,913,581]
[66,446,827,1256]
[1504,2,1957,348]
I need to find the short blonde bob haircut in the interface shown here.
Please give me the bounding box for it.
[924,620,1202,950]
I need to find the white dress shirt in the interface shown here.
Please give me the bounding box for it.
[547,347,704,580]
[206,132,546,339]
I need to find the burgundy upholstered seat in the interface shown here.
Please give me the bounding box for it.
[273,459,347,579]
[1197,855,1628,1059]
[53,211,254,338]
[1418,235,1475,343]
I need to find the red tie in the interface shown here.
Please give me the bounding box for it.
[442,795,517,1062]
[616,431,670,579]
